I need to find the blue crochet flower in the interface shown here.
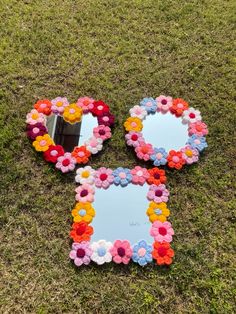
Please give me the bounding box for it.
[113,167,132,187]
[187,135,208,152]
[150,147,168,166]
[140,97,157,114]
[132,240,152,266]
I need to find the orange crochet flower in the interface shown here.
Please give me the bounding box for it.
[69,222,93,242]
[170,98,189,117]
[124,117,143,132]
[147,168,167,185]
[34,99,52,116]
[152,242,174,265]
[72,146,91,164]
[167,150,185,170]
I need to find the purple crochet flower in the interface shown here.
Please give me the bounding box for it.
[147,184,169,203]
[125,131,144,147]
[26,123,48,140]
[69,242,92,267]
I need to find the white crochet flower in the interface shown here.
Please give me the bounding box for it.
[85,137,103,154]
[90,240,113,265]
[129,105,147,120]
[75,166,96,184]
[182,107,202,124]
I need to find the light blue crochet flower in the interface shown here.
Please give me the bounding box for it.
[112,167,132,187]
[150,147,168,166]
[187,135,208,152]
[132,240,152,266]
[140,97,157,114]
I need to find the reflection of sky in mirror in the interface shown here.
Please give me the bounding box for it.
[142,112,188,151]
[92,184,153,245]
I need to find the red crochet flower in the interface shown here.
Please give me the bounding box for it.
[170,98,189,117]
[167,150,186,170]
[72,146,91,164]
[91,100,110,116]
[34,99,52,116]
[70,222,93,242]
[152,242,174,265]
[147,168,167,185]
[43,145,65,163]
[97,112,115,127]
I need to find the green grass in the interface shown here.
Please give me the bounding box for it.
[0,0,235,313]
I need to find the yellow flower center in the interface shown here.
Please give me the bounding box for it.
[32,113,39,119]
[185,149,193,157]
[82,170,90,178]
[57,101,63,107]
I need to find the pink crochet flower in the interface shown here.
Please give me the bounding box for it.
[135,143,154,161]
[55,152,76,173]
[156,95,173,113]
[129,105,147,120]
[69,242,92,266]
[181,145,199,164]
[75,183,95,202]
[95,167,114,189]
[150,221,174,243]
[26,109,46,125]
[131,166,150,185]
[147,184,169,203]
[51,97,69,114]
[76,97,94,113]
[93,125,111,141]
[188,121,208,137]
[125,131,144,147]
[110,240,132,264]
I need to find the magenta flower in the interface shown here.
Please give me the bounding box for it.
[93,125,111,141]
[181,145,199,164]
[95,167,114,189]
[110,240,132,264]
[51,97,69,114]
[135,143,154,161]
[125,131,144,147]
[130,166,150,185]
[76,96,94,113]
[26,123,47,140]
[97,112,115,127]
[75,183,95,202]
[150,221,174,243]
[147,184,169,203]
[55,152,76,173]
[26,109,46,125]
[188,121,208,137]
[156,95,173,113]
[69,242,92,266]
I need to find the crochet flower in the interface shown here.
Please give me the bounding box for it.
[156,95,173,113]
[146,202,170,223]
[43,145,64,163]
[181,145,199,164]
[124,117,143,132]
[140,97,157,114]
[70,222,93,242]
[95,167,114,189]
[85,137,103,154]
[132,240,152,266]
[75,166,96,185]
[33,134,54,152]
[76,96,94,113]
[91,100,110,116]
[72,146,91,164]
[147,184,169,203]
[34,99,52,116]
[72,202,95,224]
[113,167,132,187]
[152,242,174,265]
[182,107,202,124]
[150,221,174,243]
[188,121,208,137]
[63,103,83,124]
[187,135,208,152]
[93,125,111,141]
[170,98,189,117]
[125,131,144,147]
[90,240,113,265]
[135,143,154,161]
[26,109,46,125]
[150,147,168,166]
[97,112,115,127]
[51,97,69,114]
[147,168,166,185]
[129,105,147,120]
[75,183,95,203]
[69,242,92,267]
[130,166,150,185]
[167,150,186,170]
[55,152,76,173]
[110,240,132,264]
[26,123,47,141]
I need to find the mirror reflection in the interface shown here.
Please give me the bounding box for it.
[92,184,153,245]
[142,112,188,151]
[47,113,98,152]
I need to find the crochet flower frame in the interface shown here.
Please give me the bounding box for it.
[69,166,174,267]
[124,96,208,170]
[26,97,115,172]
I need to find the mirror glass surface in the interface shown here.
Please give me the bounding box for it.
[47,113,98,152]
[92,184,153,245]
[142,112,188,151]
